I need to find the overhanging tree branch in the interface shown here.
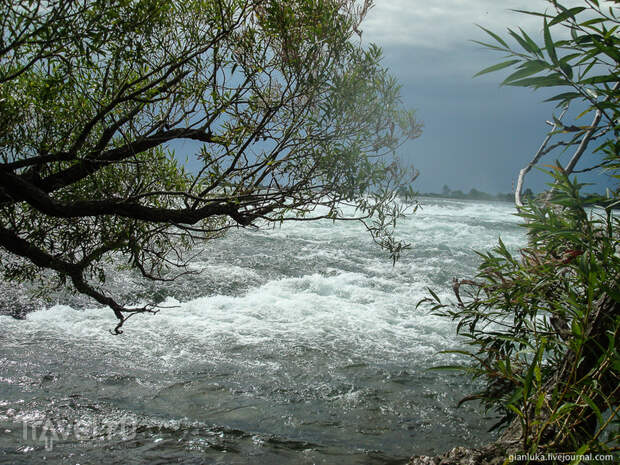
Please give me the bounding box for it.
[0,0,421,331]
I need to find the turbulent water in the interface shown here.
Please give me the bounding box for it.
[0,198,525,464]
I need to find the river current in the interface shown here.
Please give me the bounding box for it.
[0,197,525,464]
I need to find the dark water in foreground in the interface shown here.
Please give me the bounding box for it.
[0,198,524,464]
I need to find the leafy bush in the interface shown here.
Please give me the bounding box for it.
[421,1,619,460]
[422,171,619,457]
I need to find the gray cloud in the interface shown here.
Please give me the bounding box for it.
[363,0,545,49]
[360,0,614,194]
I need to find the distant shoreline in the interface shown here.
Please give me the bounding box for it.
[417,192,514,202]
[412,191,617,209]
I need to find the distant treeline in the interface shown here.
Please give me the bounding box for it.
[415,185,516,202]
[405,185,617,207]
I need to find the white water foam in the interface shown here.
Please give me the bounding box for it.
[0,198,525,372]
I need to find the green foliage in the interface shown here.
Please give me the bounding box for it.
[421,1,620,459]
[421,172,619,456]
[0,0,421,331]
[475,0,619,200]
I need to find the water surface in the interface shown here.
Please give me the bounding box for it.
[0,198,525,464]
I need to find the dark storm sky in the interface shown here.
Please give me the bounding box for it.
[363,0,614,194]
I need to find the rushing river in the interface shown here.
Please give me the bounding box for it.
[0,197,525,464]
